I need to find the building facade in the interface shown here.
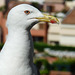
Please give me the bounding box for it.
[43,0,65,12]
[47,8,75,46]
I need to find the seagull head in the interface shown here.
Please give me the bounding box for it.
[7,4,59,30]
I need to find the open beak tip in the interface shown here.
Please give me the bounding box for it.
[50,19,59,24]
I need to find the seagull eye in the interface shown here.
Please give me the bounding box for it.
[24,10,30,15]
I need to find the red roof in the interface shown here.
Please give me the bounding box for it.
[62,8,75,24]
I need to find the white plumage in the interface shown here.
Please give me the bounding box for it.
[0,4,43,75]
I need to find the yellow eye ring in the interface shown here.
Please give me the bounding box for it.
[24,10,30,15]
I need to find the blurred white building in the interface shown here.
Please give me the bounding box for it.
[66,1,75,9]
[0,0,5,7]
[60,8,75,46]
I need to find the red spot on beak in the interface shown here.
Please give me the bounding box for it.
[50,20,57,23]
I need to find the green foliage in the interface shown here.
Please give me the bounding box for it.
[34,59,50,74]
[34,58,75,72]
[0,43,4,50]
[34,42,50,52]
[34,42,75,52]
[53,58,75,65]
[0,6,6,11]
[52,58,75,72]
[40,70,49,74]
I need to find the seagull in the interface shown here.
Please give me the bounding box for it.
[0,4,59,75]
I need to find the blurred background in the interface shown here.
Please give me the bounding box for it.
[0,0,75,75]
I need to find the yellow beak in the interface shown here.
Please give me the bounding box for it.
[36,14,59,24]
